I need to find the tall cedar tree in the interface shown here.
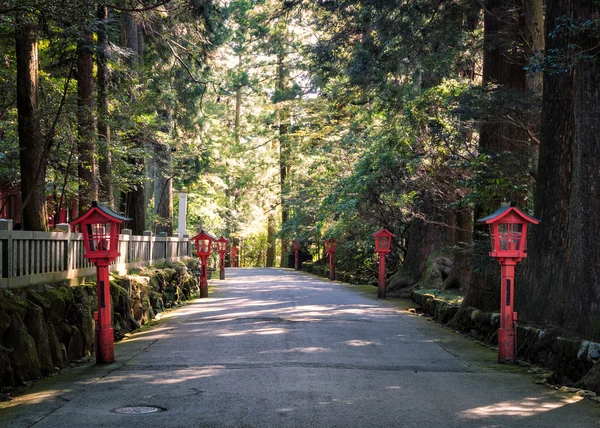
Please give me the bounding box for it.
[15,17,48,231]
[77,29,98,212]
[517,0,600,341]
[462,0,542,311]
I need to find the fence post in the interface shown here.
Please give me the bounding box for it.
[183,234,189,257]
[0,220,13,288]
[158,232,168,259]
[172,232,179,259]
[121,229,132,264]
[143,230,153,263]
[56,223,70,272]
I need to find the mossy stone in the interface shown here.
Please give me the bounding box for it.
[4,313,41,384]
[0,346,14,389]
[23,300,54,374]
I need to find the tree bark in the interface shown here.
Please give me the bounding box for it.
[97,5,114,208]
[462,0,539,311]
[266,213,276,267]
[77,31,98,212]
[15,20,47,231]
[388,192,452,291]
[277,49,290,267]
[517,0,600,340]
[153,110,173,235]
[235,52,242,145]
[119,12,146,233]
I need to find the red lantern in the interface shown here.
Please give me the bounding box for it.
[372,228,396,299]
[191,230,217,297]
[292,240,301,271]
[72,201,129,263]
[373,228,395,255]
[217,236,228,280]
[478,202,540,363]
[324,238,337,254]
[70,201,131,364]
[479,203,539,263]
[324,239,337,280]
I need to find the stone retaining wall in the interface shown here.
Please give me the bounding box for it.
[301,262,377,286]
[0,258,201,391]
[412,289,600,391]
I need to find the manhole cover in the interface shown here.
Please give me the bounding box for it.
[113,406,163,415]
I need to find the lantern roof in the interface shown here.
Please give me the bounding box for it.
[477,202,539,225]
[217,236,228,243]
[191,229,218,242]
[372,228,397,239]
[70,201,131,226]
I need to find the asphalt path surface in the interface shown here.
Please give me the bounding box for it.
[2,268,599,427]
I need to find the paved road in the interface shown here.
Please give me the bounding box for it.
[2,268,599,427]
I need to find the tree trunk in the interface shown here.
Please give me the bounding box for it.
[277,50,290,267]
[153,114,173,236]
[122,12,139,70]
[235,52,242,145]
[388,193,452,291]
[517,0,600,341]
[462,0,536,311]
[524,0,545,174]
[266,213,276,267]
[442,208,473,290]
[77,31,98,212]
[97,5,113,208]
[119,12,146,233]
[122,181,147,235]
[15,21,47,231]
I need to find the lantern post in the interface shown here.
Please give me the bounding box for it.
[217,237,228,280]
[373,228,396,299]
[231,245,238,267]
[478,202,539,363]
[70,201,131,364]
[324,239,337,280]
[191,230,217,298]
[293,240,301,270]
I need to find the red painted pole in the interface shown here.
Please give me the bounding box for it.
[498,261,516,362]
[95,260,114,364]
[377,253,386,299]
[295,250,299,270]
[329,252,335,280]
[200,255,209,298]
[220,253,225,280]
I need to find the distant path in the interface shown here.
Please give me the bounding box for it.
[2,268,599,427]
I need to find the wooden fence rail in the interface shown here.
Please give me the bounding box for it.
[0,220,191,288]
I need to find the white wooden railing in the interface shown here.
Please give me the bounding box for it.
[0,220,191,288]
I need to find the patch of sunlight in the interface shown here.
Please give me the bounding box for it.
[285,347,329,353]
[460,396,583,418]
[346,340,381,346]
[150,367,223,385]
[119,331,173,343]
[386,386,402,389]
[4,389,69,407]
[217,327,290,337]
[97,373,154,384]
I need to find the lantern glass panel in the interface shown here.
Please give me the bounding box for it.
[86,223,111,252]
[199,239,210,253]
[219,241,227,252]
[377,236,390,252]
[498,223,523,251]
